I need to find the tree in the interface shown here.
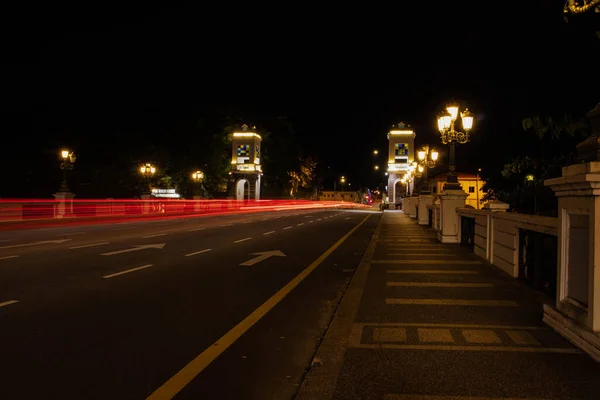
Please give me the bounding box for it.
[482,114,590,215]
[288,156,318,198]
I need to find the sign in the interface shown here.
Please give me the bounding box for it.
[151,188,180,198]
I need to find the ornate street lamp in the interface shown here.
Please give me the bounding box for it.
[437,104,474,191]
[564,0,600,16]
[59,149,76,192]
[140,163,156,195]
[192,170,204,196]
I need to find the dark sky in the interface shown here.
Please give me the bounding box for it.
[2,2,599,195]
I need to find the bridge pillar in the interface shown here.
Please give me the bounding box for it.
[437,189,468,243]
[544,103,600,361]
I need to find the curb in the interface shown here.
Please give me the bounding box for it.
[294,212,383,399]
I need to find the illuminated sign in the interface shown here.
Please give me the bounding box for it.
[387,163,410,172]
[151,188,181,198]
[235,164,262,172]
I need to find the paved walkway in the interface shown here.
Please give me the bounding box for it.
[296,210,600,400]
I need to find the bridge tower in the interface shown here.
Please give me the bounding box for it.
[230,124,262,200]
[386,122,416,205]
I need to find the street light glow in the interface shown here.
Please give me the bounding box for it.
[141,163,156,175]
[461,109,474,130]
[61,150,69,159]
[192,170,204,180]
[447,104,459,121]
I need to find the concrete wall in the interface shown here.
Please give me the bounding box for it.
[456,208,558,277]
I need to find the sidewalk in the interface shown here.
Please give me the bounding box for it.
[296,210,600,400]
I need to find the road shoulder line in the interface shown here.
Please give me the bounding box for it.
[294,211,382,400]
[145,214,372,400]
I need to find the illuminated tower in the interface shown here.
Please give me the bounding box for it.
[387,122,416,205]
[230,124,262,200]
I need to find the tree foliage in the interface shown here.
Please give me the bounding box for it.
[483,114,590,215]
[288,156,318,198]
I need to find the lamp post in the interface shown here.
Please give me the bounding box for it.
[192,170,204,196]
[415,145,439,193]
[140,163,156,195]
[59,150,76,192]
[476,168,482,209]
[340,176,346,201]
[437,104,474,191]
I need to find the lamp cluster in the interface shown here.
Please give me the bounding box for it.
[437,105,473,145]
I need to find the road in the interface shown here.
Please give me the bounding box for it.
[0,208,380,399]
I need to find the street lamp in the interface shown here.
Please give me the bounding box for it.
[192,170,204,196]
[373,149,379,155]
[59,149,76,192]
[374,165,380,170]
[417,145,439,169]
[140,163,156,194]
[564,0,600,16]
[437,104,474,191]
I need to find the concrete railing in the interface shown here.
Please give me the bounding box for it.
[456,207,558,278]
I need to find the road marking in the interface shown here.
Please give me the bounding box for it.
[57,231,86,236]
[103,264,153,279]
[374,260,481,264]
[240,250,286,266]
[388,270,478,274]
[355,343,581,354]
[418,328,455,343]
[317,218,322,221]
[283,226,293,230]
[374,327,407,342]
[69,242,110,250]
[0,300,19,308]
[220,224,233,227]
[101,243,166,256]
[308,221,314,223]
[143,233,167,238]
[188,228,205,232]
[462,329,502,344]
[506,330,542,346]
[0,239,71,250]
[234,237,252,243]
[387,282,493,288]
[385,394,566,399]
[386,299,518,306]
[260,219,268,221]
[185,249,212,257]
[354,322,546,330]
[242,221,252,224]
[263,231,276,236]
[0,255,19,260]
[345,217,351,220]
[0,239,14,243]
[113,227,136,231]
[297,223,304,226]
[145,213,372,400]
[388,253,456,256]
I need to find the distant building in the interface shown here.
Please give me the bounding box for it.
[428,172,486,209]
[319,191,358,202]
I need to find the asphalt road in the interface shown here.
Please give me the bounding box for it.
[0,208,380,399]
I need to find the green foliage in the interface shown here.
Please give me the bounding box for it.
[484,114,590,216]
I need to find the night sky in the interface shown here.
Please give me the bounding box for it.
[2,2,599,196]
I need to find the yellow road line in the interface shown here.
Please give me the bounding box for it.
[146,214,372,400]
